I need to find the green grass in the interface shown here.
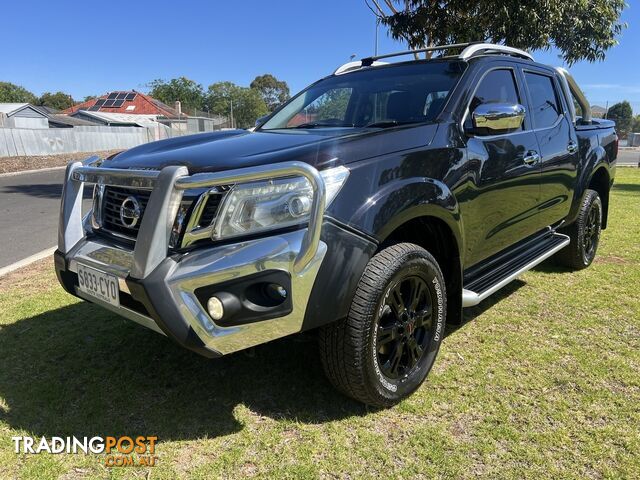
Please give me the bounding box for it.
[1,169,639,479]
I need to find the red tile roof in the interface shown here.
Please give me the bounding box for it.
[63,91,184,117]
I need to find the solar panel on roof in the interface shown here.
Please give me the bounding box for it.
[107,92,118,100]
[103,99,115,107]
[112,100,124,107]
[94,99,105,107]
[116,92,127,100]
[125,93,136,101]
[88,106,101,111]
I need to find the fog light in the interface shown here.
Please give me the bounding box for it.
[265,283,288,301]
[207,296,224,320]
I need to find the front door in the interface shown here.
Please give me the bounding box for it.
[460,67,542,266]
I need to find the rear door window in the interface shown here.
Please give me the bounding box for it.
[524,72,562,129]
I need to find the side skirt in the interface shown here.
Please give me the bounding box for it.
[462,228,570,308]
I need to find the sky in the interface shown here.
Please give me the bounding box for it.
[1,0,638,112]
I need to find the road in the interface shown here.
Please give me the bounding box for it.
[0,169,91,269]
[0,150,638,270]
[618,149,640,167]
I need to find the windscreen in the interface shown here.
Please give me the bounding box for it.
[260,61,466,130]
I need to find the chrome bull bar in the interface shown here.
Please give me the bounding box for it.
[59,156,327,278]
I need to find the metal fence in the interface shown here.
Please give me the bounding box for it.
[0,116,233,157]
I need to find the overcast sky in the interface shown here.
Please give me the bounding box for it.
[2,0,638,112]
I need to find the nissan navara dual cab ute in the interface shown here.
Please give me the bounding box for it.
[56,43,617,407]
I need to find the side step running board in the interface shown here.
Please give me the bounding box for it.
[462,232,570,308]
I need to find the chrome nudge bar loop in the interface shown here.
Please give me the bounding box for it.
[71,167,160,189]
[59,159,326,277]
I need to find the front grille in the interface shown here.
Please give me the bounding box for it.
[101,186,151,240]
[97,184,231,247]
[198,186,231,228]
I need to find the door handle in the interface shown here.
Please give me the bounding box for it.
[523,151,540,166]
[567,142,579,154]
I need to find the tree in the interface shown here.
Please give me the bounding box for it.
[148,77,205,112]
[366,0,626,64]
[0,82,37,104]
[206,81,269,129]
[606,101,633,138]
[250,74,290,112]
[36,91,75,111]
[83,95,97,102]
[632,115,640,135]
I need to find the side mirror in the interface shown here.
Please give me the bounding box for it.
[255,115,269,128]
[471,103,525,134]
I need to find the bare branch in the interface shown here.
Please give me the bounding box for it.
[367,0,387,18]
[383,0,399,14]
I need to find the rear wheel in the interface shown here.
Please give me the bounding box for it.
[319,243,446,407]
[556,189,602,270]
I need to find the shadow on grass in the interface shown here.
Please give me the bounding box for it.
[0,277,528,441]
[455,279,526,330]
[0,301,371,441]
[612,182,640,193]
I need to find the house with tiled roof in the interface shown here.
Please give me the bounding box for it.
[63,91,185,118]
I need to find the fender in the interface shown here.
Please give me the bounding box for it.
[566,141,612,227]
[349,176,464,262]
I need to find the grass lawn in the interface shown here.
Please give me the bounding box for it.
[1,169,639,479]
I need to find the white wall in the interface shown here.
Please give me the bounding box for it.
[8,117,49,129]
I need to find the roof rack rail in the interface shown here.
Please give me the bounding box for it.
[333,42,534,76]
[360,42,474,66]
[459,43,533,61]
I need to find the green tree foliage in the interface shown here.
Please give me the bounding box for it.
[206,82,269,129]
[250,74,290,112]
[0,82,37,104]
[83,95,97,102]
[36,91,75,111]
[148,77,205,112]
[632,115,640,134]
[369,0,626,64]
[607,101,633,138]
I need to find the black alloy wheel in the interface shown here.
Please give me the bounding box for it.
[376,275,432,379]
[582,201,601,264]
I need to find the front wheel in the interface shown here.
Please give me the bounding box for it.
[555,189,602,270]
[319,243,446,407]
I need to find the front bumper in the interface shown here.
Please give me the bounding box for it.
[56,158,328,357]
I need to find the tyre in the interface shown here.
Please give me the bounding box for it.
[319,243,446,407]
[555,189,602,270]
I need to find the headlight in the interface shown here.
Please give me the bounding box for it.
[212,165,349,240]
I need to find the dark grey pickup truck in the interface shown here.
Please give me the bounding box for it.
[56,43,617,406]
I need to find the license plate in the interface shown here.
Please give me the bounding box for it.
[77,264,120,307]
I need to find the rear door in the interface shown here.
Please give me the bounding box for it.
[520,68,579,230]
[460,66,542,266]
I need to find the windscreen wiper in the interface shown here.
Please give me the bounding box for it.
[363,120,421,128]
[291,122,354,129]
